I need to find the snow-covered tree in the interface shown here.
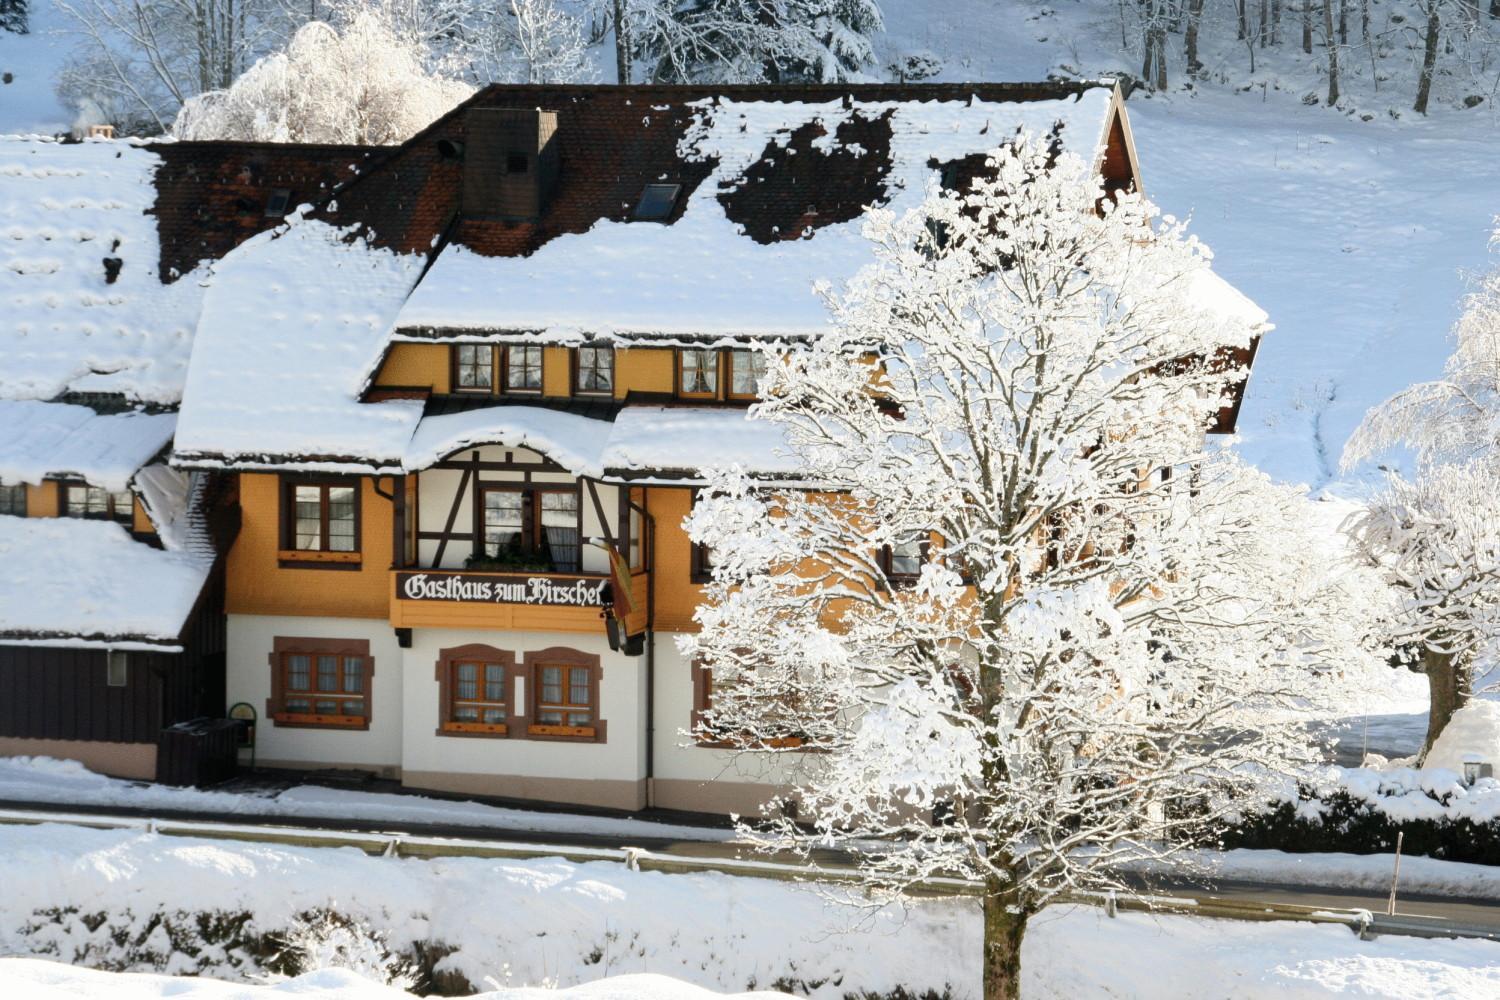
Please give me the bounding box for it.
[0,0,27,35]
[1343,242,1500,754]
[172,10,474,144]
[1346,462,1500,757]
[465,0,596,84]
[684,138,1353,1000]
[598,0,880,84]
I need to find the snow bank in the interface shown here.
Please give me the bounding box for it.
[0,963,796,1000]
[0,137,205,404]
[0,400,175,491]
[0,517,209,643]
[174,219,426,471]
[393,93,1115,340]
[0,823,973,996]
[2,827,1499,999]
[1425,701,1500,776]
[0,756,740,843]
[1274,763,1500,826]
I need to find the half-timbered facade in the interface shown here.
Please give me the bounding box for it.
[0,81,1267,813]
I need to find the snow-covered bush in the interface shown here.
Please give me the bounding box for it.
[172,11,474,145]
[270,910,417,989]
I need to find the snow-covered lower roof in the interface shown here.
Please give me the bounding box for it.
[405,405,611,476]
[600,406,798,480]
[0,399,175,491]
[0,515,211,647]
[402,404,798,482]
[392,91,1116,343]
[1183,265,1272,336]
[0,137,205,405]
[174,219,427,472]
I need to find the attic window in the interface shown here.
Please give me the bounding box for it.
[264,189,292,217]
[506,153,529,175]
[634,183,681,221]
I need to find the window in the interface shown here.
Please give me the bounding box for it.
[525,647,603,740]
[691,660,808,749]
[0,482,25,516]
[678,349,718,398]
[64,484,132,524]
[268,637,372,728]
[438,646,513,736]
[504,345,543,393]
[575,346,614,395]
[633,183,681,221]
[883,535,925,582]
[264,188,292,217]
[280,478,360,566]
[106,650,128,688]
[690,490,716,583]
[455,344,495,391]
[506,152,529,174]
[728,349,766,399]
[477,487,580,572]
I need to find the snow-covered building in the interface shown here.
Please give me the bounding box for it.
[0,135,370,778]
[1,82,1267,809]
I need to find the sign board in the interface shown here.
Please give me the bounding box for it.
[396,571,608,607]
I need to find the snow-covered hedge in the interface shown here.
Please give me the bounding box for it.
[1222,766,1500,864]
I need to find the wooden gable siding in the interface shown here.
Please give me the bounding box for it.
[0,550,228,746]
[23,483,57,517]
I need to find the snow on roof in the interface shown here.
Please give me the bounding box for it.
[174,219,427,471]
[0,515,211,646]
[133,463,195,550]
[601,406,798,480]
[405,405,611,476]
[0,399,175,491]
[402,404,799,481]
[1182,264,1272,336]
[0,137,205,404]
[392,91,1115,342]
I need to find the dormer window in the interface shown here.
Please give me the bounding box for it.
[264,188,292,217]
[678,348,718,398]
[0,482,24,516]
[634,183,681,221]
[504,346,543,393]
[64,484,133,525]
[455,344,495,391]
[728,349,766,399]
[506,152,529,175]
[575,346,614,395]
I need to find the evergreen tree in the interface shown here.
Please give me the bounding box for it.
[0,0,28,35]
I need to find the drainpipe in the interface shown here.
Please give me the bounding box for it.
[644,500,658,808]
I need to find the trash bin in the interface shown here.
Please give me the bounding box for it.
[156,717,240,787]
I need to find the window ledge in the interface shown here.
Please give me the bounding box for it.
[272,712,369,730]
[527,724,597,740]
[440,721,509,736]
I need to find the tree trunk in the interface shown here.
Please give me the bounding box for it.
[1338,0,1348,43]
[1419,647,1467,761]
[1414,0,1440,114]
[983,884,1029,1000]
[1302,0,1313,52]
[612,0,629,84]
[1185,0,1205,73]
[1273,0,1282,44]
[1324,0,1340,104]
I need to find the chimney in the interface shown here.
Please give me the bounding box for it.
[462,108,559,222]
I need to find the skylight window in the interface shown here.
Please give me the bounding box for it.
[634,183,681,221]
[264,188,292,217]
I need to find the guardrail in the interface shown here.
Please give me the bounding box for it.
[0,806,1496,944]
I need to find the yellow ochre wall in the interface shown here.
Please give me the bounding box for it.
[24,483,57,517]
[371,344,680,400]
[642,486,705,633]
[227,472,393,620]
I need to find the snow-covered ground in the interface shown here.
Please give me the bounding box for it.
[1,822,1498,998]
[0,756,740,842]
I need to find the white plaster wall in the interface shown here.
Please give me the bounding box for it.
[226,614,404,770]
[649,637,803,787]
[399,628,647,783]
